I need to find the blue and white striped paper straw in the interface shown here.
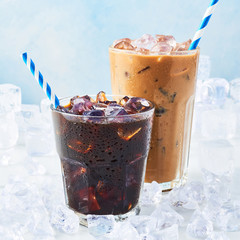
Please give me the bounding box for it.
[22,52,60,108]
[189,0,219,50]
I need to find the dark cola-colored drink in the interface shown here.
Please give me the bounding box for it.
[52,92,154,216]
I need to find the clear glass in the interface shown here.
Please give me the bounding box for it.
[51,96,154,226]
[109,48,200,191]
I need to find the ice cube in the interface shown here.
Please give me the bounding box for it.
[215,201,240,232]
[0,148,18,166]
[202,168,232,205]
[202,78,229,106]
[83,110,105,117]
[96,91,107,103]
[105,104,127,117]
[128,215,158,235]
[132,34,157,50]
[119,96,130,106]
[146,224,179,240]
[0,83,21,112]
[229,78,240,102]
[200,82,215,104]
[113,38,131,46]
[114,40,135,50]
[151,202,184,229]
[202,198,222,222]
[25,122,55,156]
[50,204,79,234]
[93,103,108,111]
[155,35,176,48]
[197,55,211,81]
[40,98,51,114]
[70,102,93,115]
[0,111,19,149]
[115,221,140,240]
[201,109,237,139]
[140,181,162,205]
[191,102,215,138]
[31,211,55,238]
[40,98,52,123]
[205,231,230,240]
[173,39,191,51]
[15,104,41,145]
[169,181,205,209]
[194,79,203,103]
[70,95,93,105]
[125,97,150,113]
[40,175,65,212]
[229,102,240,137]
[150,42,172,53]
[198,140,234,175]
[186,210,213,239]
[0,209,32,236]
[0,179,54,236]
[87,215,115,237]
[24,157,46,175]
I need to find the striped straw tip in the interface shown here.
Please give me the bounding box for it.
[22,52,27,64]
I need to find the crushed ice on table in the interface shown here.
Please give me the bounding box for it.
[151,202,184,229]
[214,201,240,232]
[186,209,213,239]
[169,181,205,209]
[112,34,191,54]
[50,204,79,234]
[0,226,24,240]
[87,215,115,237]
[128,215,158,235]
[88,219,140,240]
[56,91,152,119]
[205,231,230,240]
[140,181,162,205]
[114,221,140,240]
[0,174,78,238]
[145,224,179,240]
[0,178,54,237]
[24,156,46,175]
[202,198,222,223]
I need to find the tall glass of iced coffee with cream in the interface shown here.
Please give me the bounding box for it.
[109,34,199,190]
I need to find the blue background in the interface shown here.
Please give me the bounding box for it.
[0,0,239,104]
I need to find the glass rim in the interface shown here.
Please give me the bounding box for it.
[51,95,155,119]
[109,46,200,56]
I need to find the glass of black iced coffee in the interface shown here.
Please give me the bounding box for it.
[51,91,154,226]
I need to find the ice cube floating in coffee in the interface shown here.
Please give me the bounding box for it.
[112,34,191,54]
[57,91,151,117]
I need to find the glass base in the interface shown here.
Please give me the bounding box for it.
[159,173,188,192]
[75,205,141,227]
